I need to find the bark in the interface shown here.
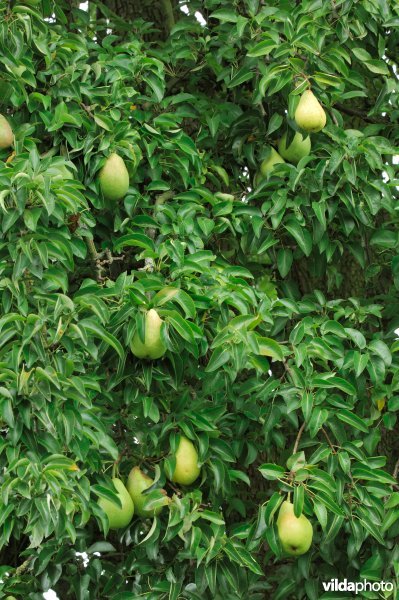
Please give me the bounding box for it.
[101,0,179,40]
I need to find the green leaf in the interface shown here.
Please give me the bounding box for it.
[223,540,263,575]
[210,9,238,22]
[256,337,285,361]
[284,219,312,256]
[336,409,369,433]
[80,318,124,360]
[259,464,285,480]
[277,248,293,278]
[247,39,277,57]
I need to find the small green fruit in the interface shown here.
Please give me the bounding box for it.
[99,153,129,201]
[127,467,169,517]
[278,131,311,164]
[5,596,18,600]
[294,90,326,133]
[259,147,285,177]
[130,309,166,360]
[98,478,134,529]
[0,114,13,149]
[277,500,313,556]
[171,436,201,486]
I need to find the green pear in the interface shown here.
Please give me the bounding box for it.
[0,114,13,149]
[99,153,129,201]
[5,596,18,600]
[278,131,311,164]
[259,147,285,177]
[294,90,326,133]
[277,500,313,556]
[171,436,201,486]
[98,478,134,529]
[130,309,166,360]
[127,466,169,517]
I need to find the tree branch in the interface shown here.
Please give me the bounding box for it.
[334,103,389,124]
[292,422,306,455]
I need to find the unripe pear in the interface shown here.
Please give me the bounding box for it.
[259,147,285,177]
[171,436,201,486]
[98,478,134,529]
[294,90,326,133]
[277,500,313,556]
[0,114,13,149]
[130,309,166,360]
[99,153,129,201]
[127,467,169,517]
[278,131,311,164]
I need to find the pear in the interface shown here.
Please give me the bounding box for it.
[171,436,201,486]
[294,90,326,133]
[278,131,311,164]
[259,147,285,177]
[127,466,169,517]
[277,500,313,556]
[99,153,129,201]
[98,478,134,529]
[0,114,13,149]
[130,309,166,360]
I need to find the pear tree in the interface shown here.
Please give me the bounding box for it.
[0,1,398,599]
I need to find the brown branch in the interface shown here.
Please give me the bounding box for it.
[329,109,339,127]
[393,458,399,481]
[86,238,104,282]
[292,422,306,455]
[161,0,175,34]
[321,427,336,454]
[334,103,388,124]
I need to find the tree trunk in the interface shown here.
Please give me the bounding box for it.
[102,0,179,40]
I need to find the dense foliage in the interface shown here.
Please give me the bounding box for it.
[0,0,398,598]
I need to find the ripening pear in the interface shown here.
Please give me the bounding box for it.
[277,500,313,556]
[99,153,129,201]
[294,90,326,133]
[98,478,134,529]
[278,131,311,164]
[127,467,169,517]
[259,147,285,177]
[130,309,166,360]
[171,436,201,486]
[0,114,13,149]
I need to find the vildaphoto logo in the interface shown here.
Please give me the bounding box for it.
[322,579,394,595]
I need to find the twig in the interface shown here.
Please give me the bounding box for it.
[15,556,33,576]
[321,427,336,453]
[86,238,104,281]
[80,103,95,118]
[329,110,339,126]
[393,458,399,481]
[282,360,294,379]
[292,422,306,455]
[334,103,388,124]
